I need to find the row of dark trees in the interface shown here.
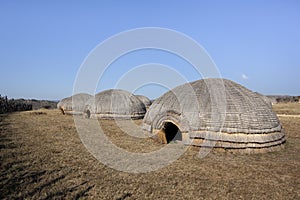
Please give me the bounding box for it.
[276,96,300,103]
[0,95,32,114]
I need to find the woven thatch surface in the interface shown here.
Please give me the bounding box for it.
[85,89,146,119]
[57,93,92,114]
[135,95,152,107]
[143,78,285,149]
[255,92,273,107]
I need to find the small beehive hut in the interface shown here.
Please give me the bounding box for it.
[84,89,146,119]
[135,95,152,109]
[143,78,285,153]
[57,93,92,115]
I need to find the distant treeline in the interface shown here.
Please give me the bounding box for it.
[0,95,32,114]
[22,99,58,110]
[0,95,58,114]
[267,95,300,104]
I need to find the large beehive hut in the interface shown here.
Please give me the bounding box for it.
[143,78,285,153]
[57,93,92,115]
[255,92,273,107]
[135,95,152,108]
[84,89,146,119]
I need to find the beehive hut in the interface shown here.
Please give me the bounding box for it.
[135,95,152,108]
[255,92,273,107]
[143,78,285,153]
[84,89,146,119]
[57,93,92,115]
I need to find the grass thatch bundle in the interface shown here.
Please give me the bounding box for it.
[57,93,92,115]
[84,89,146,119]
[143,78,285,153]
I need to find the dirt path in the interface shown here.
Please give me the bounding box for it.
[277,114,300,118]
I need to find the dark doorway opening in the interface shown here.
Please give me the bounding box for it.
[86,110,91,118]
[163,122,182,143]
[59,107,65,115]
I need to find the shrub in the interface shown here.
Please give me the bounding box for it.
[0,95,32,114]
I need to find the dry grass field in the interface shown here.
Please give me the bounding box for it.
[1,103,300,199]
[273,103,300,115]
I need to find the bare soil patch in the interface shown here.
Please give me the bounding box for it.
[0,108,299,199]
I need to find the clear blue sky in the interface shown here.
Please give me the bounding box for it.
[1,0,299,100]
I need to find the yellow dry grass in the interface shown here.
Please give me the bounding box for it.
[272,102,300,115]
[0,106,299,199]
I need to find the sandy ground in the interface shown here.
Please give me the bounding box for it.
[277,114,300,118]
[0,103,300,199]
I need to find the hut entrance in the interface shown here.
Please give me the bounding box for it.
[59,107,65,115]
[162,122,182,143]
[86,110,91,118]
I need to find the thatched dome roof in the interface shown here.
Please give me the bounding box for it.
[85,89,146,119]
[255,92,273,107]
[135,95,152,107]
[143,78,285,152]
[57,93,92,114]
